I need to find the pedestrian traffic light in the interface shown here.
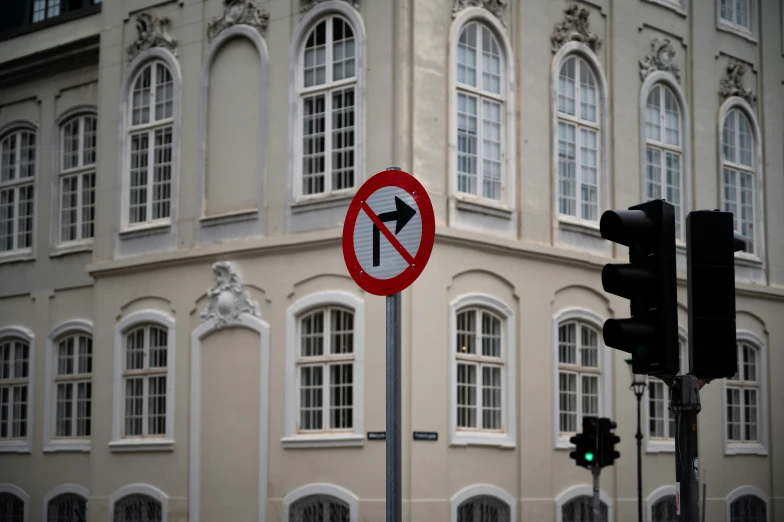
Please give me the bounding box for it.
[569,417,598,469]
[686,210,745,379]
[600,199,679,377]
[597,418,621,468]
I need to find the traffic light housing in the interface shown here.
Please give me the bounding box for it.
[600,199,679,377]
[569,417,598,469]
[597,418,621,468]
[686,210,745,379]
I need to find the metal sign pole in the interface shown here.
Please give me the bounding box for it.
[386,292,402,522]
[673,374,701,522]
[591,466,601,522]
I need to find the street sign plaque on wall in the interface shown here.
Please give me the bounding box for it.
[342,169,435,296]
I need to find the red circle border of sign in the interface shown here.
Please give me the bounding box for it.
[342,170,435,296]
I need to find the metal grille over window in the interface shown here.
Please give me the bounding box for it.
[55,333,93,438]
[721,108,755,254]
[60,115,97,243]
[300,16,357,197]
[0,492,24,522]
[651,495,676,522]
[122,325,168,437]
[557,321,600,435]
[0,338,30,440]
[457,495,511,522]
[113,494,162,522]
[48,493,87,522]
[561,496,609,522]
[289,494,350,522]
[456,21,505,202]
[0,128,36,253]
[726,342,760,444]
[730,495,767,522]
[297,307,355,432]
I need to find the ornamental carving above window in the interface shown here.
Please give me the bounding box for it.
[452,0,509,27]
[201,261,260,327]
[207,0,270,42]
[126,13,178,63]
[300,0,359,14]
[719,60,757,106]
[550,4,602,53]
[639,38,681,83]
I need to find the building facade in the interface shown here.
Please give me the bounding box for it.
[0,0,782,521]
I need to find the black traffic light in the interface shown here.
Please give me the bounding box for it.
[597,418,620,468]
[686,210,745,379]
[600,199,679,377]
[569,416,598,469]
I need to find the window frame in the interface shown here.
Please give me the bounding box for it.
[0,483,29,522]
[0,122,37,261]
[725,486,770,522]
[449,293,516,448]
[56,110,97,248]
[108,484,168,522]
[110,310,176,452]
[555,484,613,522]
[282,483,359,522]
[717,0,758,41]
[0,326,35,454]
[641,0,688,16]
[283,290,365,448]
[450,484,516,522]
[723,331,768,455]
[43,320,93,453]
[643,331,688,453]
[43,484,90,522]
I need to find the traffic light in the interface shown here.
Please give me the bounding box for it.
[597,418,621,468]
[569,417,598,469]
[600,199,679,377]
[686,210,745,379]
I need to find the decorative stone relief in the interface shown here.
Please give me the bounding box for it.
[719,60,757,106]
[639,38,681,83]
[127,12,178,63]
[550,4,602,54]
[208,0,270,42]
[300,0,359,14]
[201,261,260,328]
[452,0,509,27]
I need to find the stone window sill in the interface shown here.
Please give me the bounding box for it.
[291,193,354,214]
[451,432,515,449]
[281,434,364,449]
[119,223,171,240]
[44,440,91,453]
[455,196,514,219]
[109,439,175,453]
[717,22,758,44]
[200,209,258,228]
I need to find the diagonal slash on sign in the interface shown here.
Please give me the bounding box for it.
[361,202,416,266]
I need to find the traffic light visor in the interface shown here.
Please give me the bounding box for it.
[600,210,653,248]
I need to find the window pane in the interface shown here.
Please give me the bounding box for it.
[645,86,661,142]
[58,337,75,375]
[303,21,327,88]
[723,110,736,163]
[481,26,501,94]
[300,310,325,357]
[663,87,680,146]
[16,185,34,249]
[131,65,152,126]
[332,18,356,82]
[580,324,598,368]
[125,328,145,370]
[558,371,577,433]
[331,88,355,191]
[0,188,15,252]
[63,118,80,170]
[558,122,577,216]
[457,93,478,195]
[726,387,741,441]
[152,127,173,220]
[330,309,354,355]
[457,24,477,87]
[83,116,97,165]
[77,381,92,437]
[744,388,758,442]
[742,344,757,381]
[456,310,476,355]
[649,381,666,438]
[457,363,477,428]
[558,323,576,364]
[579,129,598,221]
[147,375,167,435]
[60,175,79,242]
[154,64,174,121]
[123,378,143,436]
[81,172,96,239]
[581,375,599,417]
[665,152,682,238]
[482,100,502,201]
[129,132,149,224]
[646,147,663,201]
[579,61,597,123]
[302,94,326,195]
[148,327,168,368]
[299,365,323,430]
[329,363,353,429]
[481,312,501,358]
[557,57,576,116]
[481,365,502,430]
[56,382,73,437]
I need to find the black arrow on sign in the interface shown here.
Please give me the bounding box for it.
[373,196,417,267]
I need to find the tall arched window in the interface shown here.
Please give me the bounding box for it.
[0,491,25,522]
[0,337,30,442]
[53,332,92,439]
[289,494,350,522]
[455,21,505,201]
[122,324,168,438]
[557,319,601,436]
[0,126,36,253]
[47,492,87,522]
[297,15,357,198]
[721,108,756,254]
[59,113,97,244]
[561,496,608,522]
[457,495,511,522]
[113,494,162,522]
[645,84,683,238]
[726,341,760,444]
[126,61,174,226]
[556,55,600,223]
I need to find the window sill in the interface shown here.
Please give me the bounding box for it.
[0,442,31,453]
[291,192,355,214]
[108,439,175,452]
[200,209,258,228]
[555,437,575,450]
[735,252,763,267]
[0,250,35,266]
[717,22,758,43]
[455,196,514,219]
[44,440,91,453]
[281,434,364,449]
[118,223,171,240]
[642,0,687,17]
[558,216,601,237]
[725,443,767,456]
[646,439,675,454]
[50,242,93,258]
[451,433,515,449]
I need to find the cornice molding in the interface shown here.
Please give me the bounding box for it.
[207,0,269,42]
[126,12,178,63]
[452,0,509,27]
[719,59,757,106]
[639,38,681,83]
[300,0,360,15]
[551,4,602,54]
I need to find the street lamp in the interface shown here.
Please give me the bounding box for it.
[626,357,646,522]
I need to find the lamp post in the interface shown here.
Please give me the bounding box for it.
[626,357,646,522]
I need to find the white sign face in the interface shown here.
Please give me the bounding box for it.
[352,186,422,280]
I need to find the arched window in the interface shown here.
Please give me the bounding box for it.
[726,341,760,444]
[651,495,676,522]
[126,61,174,226]
[297,14,357,198]
[556,55,600,223]
[58,113,97,244]
[729,494,767,522]
[0,337,30,441]
[122,324,168,437]
[53,332,92,439]
[561,496,608,522]
[644,84,683,238]
[557,319,601,436]
[721,108,756,255]
[0,491,25,522]
[113,494,162,522]
[457,495,511,522]
[0,126,36,253]
[289,494,350,522]
[455,21,505,201]
[47,492,87,522]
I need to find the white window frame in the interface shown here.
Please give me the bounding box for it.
[725,485,770,522]
[643,330,688,453]
[717,0,758,41]
[555,485,613,522]
[449,9,516,217]
[57,112,97,247]
[640,75,690,243]
[0,483,29,522]
[646,485,676,522]
[449,293,515,448]
[282,483,359,522]
[723,330,768,455]
[550,43,611,242]
[0,326,35,454]
[43,320,93,452]
[450,484,516,522]
[43,483,90,522]
[0,122,37,262]
[108,483,168,522]
[292,6,364,203]
[552,308,611,449]
[283,290,365,448]
[110,310,175,452]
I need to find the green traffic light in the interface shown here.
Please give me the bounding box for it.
[585,452,594,462]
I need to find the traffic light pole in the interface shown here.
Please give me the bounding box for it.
[592,466,601,522]
[673,374,701,522]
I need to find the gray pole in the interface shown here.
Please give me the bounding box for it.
[386,292,402,522]
[592,466,601,522]
[673,374,701,522]
[701,469,706,522]
[635,391,644,522]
